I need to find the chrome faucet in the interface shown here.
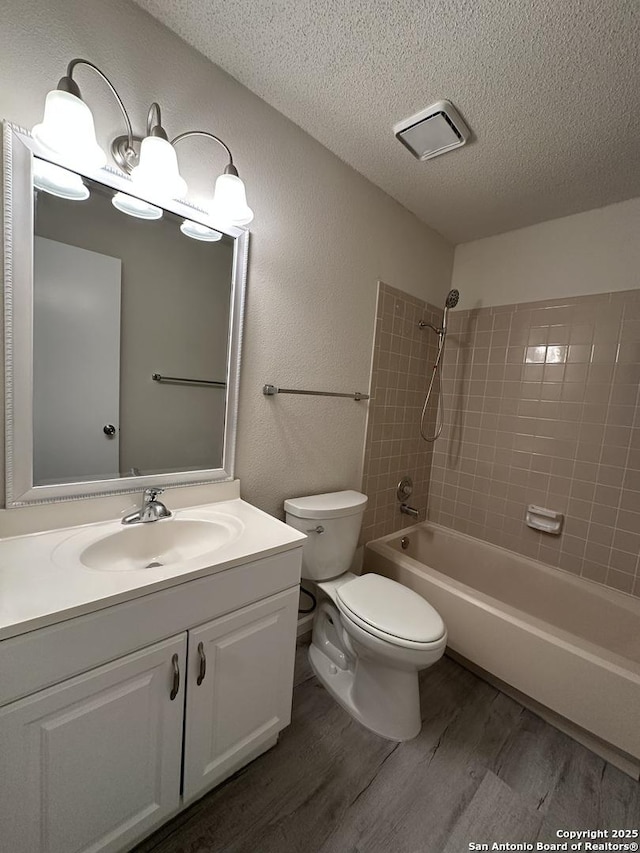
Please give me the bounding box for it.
[400,503,420,519]
[122,488,172,525]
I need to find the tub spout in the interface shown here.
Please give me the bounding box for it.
[400,503,420,519]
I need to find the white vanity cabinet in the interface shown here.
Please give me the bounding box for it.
[0,635,187,853]
[183,588,298,801]
[0,544,302,853]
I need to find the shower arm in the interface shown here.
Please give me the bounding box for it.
[418,320,444,335]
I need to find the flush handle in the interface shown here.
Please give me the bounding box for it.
[306,525,325,534]
[169,653,180,700]
[196,642,207,686]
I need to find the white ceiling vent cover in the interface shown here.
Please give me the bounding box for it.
[394,100,471,161]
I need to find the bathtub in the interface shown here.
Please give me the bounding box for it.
[364,522,640,775]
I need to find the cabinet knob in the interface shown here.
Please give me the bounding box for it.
[196,642,207,686]
[170,653,180,700]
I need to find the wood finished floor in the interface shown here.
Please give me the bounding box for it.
[134,641,640,853]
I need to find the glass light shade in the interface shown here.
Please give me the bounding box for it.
[33,159,90,201]
[112,191,163,220]
[180,219,223,241]
[130,136,187,200]
[32,90,107,169]
[209,173,254,226]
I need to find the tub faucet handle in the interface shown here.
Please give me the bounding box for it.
[397,477,413,501]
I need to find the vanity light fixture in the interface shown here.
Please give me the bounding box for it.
[171,130,254,228]
[129,104,187,202]
[209,171,253,226]
[32,88,106,169]
[32,59,253,226]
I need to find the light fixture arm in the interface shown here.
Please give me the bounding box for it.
[146,102,168,139]
[171,130,237,175]
[63,58,135,153]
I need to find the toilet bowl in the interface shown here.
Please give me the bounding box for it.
[285,490,447,741]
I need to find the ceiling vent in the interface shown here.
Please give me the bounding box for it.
[394,100,471,161]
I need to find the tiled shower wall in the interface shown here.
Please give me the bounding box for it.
[428,289,640,597]
[360,283,442,543]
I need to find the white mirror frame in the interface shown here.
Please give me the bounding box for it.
[2,121,248,506]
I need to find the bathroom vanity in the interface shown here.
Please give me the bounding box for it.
[0,121,305,852]
[0,496,305,853]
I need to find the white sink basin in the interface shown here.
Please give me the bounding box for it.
[52,512,246,573]
[0,497,307,642]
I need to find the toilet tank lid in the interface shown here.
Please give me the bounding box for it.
[284,490,368,519]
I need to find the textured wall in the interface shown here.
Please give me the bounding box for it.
[428,290,640,598]
[0,0,453,518]
[361,283,442,543]
[453,198,640,311]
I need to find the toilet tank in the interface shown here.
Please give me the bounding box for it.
[284,490,368,581]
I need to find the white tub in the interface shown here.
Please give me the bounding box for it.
[364,522,640,773]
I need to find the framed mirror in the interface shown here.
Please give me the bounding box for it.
[2,122,248,506]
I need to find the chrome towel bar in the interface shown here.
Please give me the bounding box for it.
[263,384,369,401]
[152,373,226,388]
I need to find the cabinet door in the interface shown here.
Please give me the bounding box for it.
[0,634,186,853]
[183,588,298,802]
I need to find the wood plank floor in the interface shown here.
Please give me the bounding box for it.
[134,641,640,853]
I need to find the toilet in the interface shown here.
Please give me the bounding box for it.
[285,490,447,741]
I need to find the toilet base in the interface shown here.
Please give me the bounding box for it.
[308,642,422,741]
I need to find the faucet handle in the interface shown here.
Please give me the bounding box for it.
[144,487,164,502]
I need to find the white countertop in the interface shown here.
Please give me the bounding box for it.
[0,498,305,641]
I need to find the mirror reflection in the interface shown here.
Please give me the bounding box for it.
[32,159,235,486]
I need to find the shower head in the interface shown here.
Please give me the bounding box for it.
[445,289,459,309]
[417,288,460,335]
[440,289,459,335]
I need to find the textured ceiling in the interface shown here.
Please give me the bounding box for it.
[133,0,640,243]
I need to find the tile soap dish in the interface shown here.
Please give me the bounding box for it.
[525,505,564,535]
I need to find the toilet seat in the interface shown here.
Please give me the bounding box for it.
[336,574,446,650]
